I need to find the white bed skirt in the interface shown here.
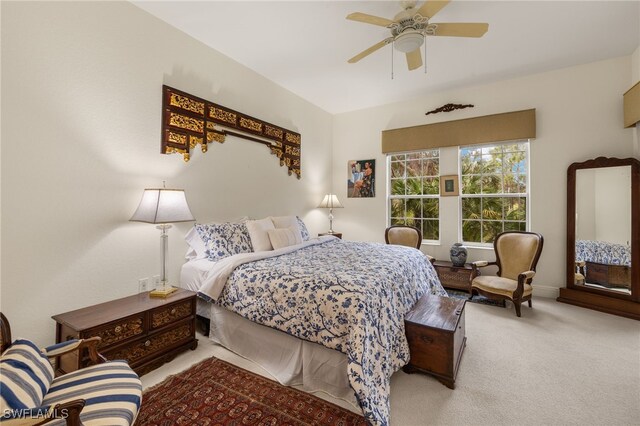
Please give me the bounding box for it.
[208,304,359,409]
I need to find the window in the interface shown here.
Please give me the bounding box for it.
[388,150,440,241]
[460,141,529,244]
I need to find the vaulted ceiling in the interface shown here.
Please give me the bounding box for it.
[134,1,640,114]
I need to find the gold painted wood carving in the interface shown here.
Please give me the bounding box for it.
[162,85,302,178]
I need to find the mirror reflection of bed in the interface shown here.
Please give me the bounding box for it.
[575,166,632,295]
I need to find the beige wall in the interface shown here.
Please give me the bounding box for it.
[1,2,333,344]
[331,56,634,297]
[576,167,632,246]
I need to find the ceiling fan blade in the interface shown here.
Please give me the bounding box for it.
[430,23,489,37]
[346,12,395,27]
[348,39,391,63]
[416,0,450,19]
[406,49,423,70]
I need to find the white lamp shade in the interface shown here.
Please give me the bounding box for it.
[318,194,344,209]
[130,188,195,224]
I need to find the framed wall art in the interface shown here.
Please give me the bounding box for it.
[440,175,459,196]
[348,159,376,198]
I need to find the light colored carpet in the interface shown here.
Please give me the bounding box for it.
[141,298,640,425]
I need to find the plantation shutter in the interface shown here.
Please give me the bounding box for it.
[381,109,536,154]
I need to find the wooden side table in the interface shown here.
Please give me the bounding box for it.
[52,288,198,377]
[318,232,342,239]
[432,260,478,294]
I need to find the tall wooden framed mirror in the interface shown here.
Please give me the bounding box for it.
[557,157,640,320]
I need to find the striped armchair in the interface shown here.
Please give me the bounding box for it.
[0,313,142,425]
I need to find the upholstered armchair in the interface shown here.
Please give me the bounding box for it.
[470,231,544,317]
[0,312,142,425]
[385,225,422,249]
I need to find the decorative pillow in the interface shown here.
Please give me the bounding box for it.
[271,215,303,241]
[296,216,310,241]
[268,226,303,250]
[196,223,253,261]
[0,339,54,411]
[187,217,249,260]
[246,218,276,252]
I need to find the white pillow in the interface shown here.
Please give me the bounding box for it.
[268,226,303,250]
[246,217,276,251]
[185,227,208,260]
[185,217,248,260]
[271,215,304,241]
[271,215,298,229]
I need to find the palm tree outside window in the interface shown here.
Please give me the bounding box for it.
[460,141,530,244]
[388,149,440,241]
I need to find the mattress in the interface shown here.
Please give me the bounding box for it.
[180,258,214,319]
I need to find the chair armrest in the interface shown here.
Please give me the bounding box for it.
[43,337,106,366]
[470,260,497,275]
[519,270,536,280]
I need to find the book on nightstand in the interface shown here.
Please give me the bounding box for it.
[149,286,178,298]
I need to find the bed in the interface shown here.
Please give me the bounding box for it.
[575,240,632,289]
[181,227,445,426]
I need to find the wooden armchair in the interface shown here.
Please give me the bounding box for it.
[469,232,544,317]
[385,225,422,249]
[0,312,141,425]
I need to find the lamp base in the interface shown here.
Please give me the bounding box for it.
[149,286,178,298]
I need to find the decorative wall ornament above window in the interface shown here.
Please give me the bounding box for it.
[161,85,301,179]
[425,103,474,116]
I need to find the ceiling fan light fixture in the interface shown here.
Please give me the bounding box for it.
[394,31,424,53]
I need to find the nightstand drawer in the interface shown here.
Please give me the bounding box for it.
[90,315,145,349]
[150,299,193,330]
[105,319,194,366]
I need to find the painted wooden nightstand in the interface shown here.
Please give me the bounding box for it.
[432,260,479,293]
[52,288,198,377]
[318,232,342,239]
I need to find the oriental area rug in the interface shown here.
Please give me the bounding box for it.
[136,356,367,426]
[447,289,506,307]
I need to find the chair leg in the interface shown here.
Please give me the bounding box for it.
[468,288,474,300]
[527,299,532,308]
[514,301,522,317]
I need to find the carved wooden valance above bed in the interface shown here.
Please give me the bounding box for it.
[161,85,301,179]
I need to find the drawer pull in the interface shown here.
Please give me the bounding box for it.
[455,309,462,315]
[144,340,151,347]
[114,326,122,333]
[420,336,434,344]
[170,308,177,315]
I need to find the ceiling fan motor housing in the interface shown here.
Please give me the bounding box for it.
[394,31,425,53]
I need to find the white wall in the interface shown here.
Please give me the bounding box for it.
[575,170,596,241]
[1,2,332,344]
[593,167,632,246]
[332,56,635,297]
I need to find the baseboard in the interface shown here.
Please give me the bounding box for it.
[532,284,559,299]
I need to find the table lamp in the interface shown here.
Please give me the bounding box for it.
[130,184,195,297]
[318,193,343,234]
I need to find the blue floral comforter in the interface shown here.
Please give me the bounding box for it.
[203,238,445,426]
[576,240,631,266]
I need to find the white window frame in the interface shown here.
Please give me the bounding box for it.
[458,140,531,248]
[386,149,441,244]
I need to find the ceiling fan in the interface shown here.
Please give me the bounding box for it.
[346,0,489,71]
